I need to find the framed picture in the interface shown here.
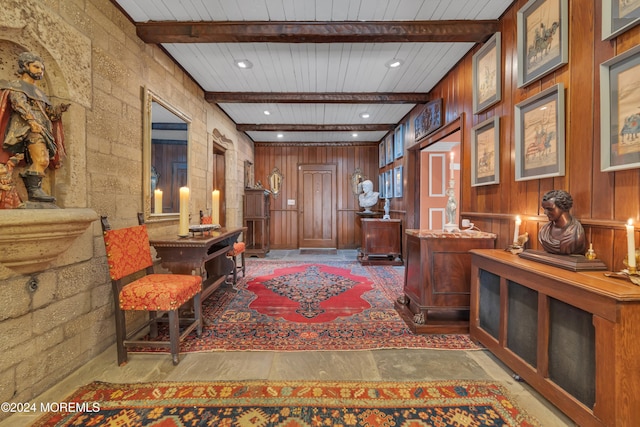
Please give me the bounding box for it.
[602,0,640,40]
[394,124,404,159]
[515,83,565,181]
[473,33,502,114]
[517,0,568,88]
[471,117,500,186]
[385,134,394,165]
[384,170,393,199]
[393,165,403,198]
[378,174,385,198]
[600,44,640,172]
[378,141,385,168]
[414,98,443,141]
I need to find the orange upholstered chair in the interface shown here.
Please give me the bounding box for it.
[101,216,202,366]
[226,241,246,285]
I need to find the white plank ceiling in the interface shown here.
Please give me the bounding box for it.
[113,0,514,143]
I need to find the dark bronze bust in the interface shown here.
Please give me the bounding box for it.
[538,190,586,255]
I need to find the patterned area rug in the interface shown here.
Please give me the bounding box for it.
[141,261,480,352]
[32,380,540,427]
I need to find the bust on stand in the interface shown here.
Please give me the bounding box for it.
[519,189,606,271]
[358,179,379,214]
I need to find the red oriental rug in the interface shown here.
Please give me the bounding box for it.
[32,380,540,427]
[140,261,480,352]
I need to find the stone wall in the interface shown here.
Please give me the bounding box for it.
[0,0,254,417]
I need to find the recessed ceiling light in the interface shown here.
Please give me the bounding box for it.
[359,112,370,119]
[277,133,284,138]
[263,110,271,115]
[385,58,404,68]
[352,133,358,137]
[235,59,253,69]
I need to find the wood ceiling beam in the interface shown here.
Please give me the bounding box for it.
[137,20,498,44]
[206,92,428,104]
[237,124,394,132]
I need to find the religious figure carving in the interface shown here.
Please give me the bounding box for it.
[358,179,379,213]
[0,52,69,205]
[538,190,586,255]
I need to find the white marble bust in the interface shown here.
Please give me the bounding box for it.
[358,180,379,213]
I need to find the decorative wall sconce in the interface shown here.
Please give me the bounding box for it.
[268,167,283,198]
[351,168,366,196]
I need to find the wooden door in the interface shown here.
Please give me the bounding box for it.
[298,164,337,248]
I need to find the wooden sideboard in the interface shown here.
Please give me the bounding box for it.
[395,230,496,333]
[357,218,402,265]
[470,249,640,427]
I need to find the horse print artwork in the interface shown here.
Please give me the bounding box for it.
[517,0,568,87]
[523,97,558,171]
[525,1,561,74]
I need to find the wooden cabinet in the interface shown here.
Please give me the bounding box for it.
[243,189,270,257]
[357,218,402,265]
[395,230,496,333]
[470,249,640,427]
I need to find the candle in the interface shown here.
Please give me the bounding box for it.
[626,219,636,270]
[449,152,454,179]
[179,187,190,236]
[513,216,522,244]
[154,189,163,214]
[212,190,220,225]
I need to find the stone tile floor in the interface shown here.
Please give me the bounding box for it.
[0,250,575,426]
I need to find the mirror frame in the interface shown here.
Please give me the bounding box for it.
[268,167,284,198]
[142,87,192,222]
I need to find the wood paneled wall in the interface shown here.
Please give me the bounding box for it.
[402,0,640,271]
[253,142,379,249]
[253,0,640,270]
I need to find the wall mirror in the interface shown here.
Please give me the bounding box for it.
[268,167,283,198]
[143,88,191,221]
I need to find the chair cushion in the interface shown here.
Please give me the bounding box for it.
[200,216,213,224]
[103,225,153,280]
[120,274,202,311]
[227,241,246,256]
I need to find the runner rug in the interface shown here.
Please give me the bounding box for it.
[32,380,540,427]
[141,261,480,352]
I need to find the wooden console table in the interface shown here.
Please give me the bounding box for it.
[149,227,245,301]
[357,218,402,265]
[395,230,496,333]
[470,249,640,427]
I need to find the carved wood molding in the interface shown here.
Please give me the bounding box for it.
[137,20,499,44]
[461,212,633,229]
[206,92,431,104]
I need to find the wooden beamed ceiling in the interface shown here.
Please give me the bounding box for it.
[136,20,499,44]
[136,19,499,138]
[205,92,432,104]
[236,124,394,132]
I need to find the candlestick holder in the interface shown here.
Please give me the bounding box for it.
[443,179,459,232]
[505,232,529,254]
[604,250,640,286]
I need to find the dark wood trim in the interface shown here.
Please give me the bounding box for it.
[137,20,499,44]
[461,212,635,229]
[254,141,378,147]
[206,92,430,104]
[238,124,394,132]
